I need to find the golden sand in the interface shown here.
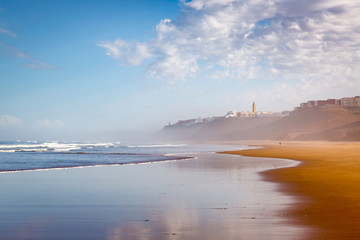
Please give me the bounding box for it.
[221,141,360,239]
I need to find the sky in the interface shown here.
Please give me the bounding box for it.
[1,0,359,141]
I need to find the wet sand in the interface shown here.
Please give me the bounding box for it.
[222,141,360,239]
[0,152,309,240]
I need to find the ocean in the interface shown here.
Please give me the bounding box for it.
[0,141,245,172]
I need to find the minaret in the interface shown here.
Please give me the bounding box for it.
[252,102,256,113]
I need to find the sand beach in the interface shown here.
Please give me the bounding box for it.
[222,141,360,239]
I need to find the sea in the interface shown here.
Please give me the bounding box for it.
[0,140,245,172]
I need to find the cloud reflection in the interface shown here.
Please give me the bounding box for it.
[107,154,307,240]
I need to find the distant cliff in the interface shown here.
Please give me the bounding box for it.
[159,106,360,142]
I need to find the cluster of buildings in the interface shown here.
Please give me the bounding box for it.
[166,97,360,129]
[223,102,290,118]
[169,117,219,127]
[166,102,289,128]
[296,96,360,110]
[224,109,287,119]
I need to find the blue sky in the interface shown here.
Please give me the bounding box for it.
[1,0,359,141]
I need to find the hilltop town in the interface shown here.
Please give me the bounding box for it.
[166,102,290,129]
[296,96,360,110]
[160,96,360,142]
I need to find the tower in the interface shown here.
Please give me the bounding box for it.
[252,102,256,113]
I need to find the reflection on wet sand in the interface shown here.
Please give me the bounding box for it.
[106,154,309,240]
[0,153,310,239]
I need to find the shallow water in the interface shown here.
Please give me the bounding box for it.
[0,141,243,172]
[0,151,309,240]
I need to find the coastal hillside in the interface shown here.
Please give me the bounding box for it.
[295,120,360,141]
[160,115,281,141]
[159,106,360,142]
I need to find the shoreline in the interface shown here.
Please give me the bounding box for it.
[221,141,360,239]
[0,156,196,174]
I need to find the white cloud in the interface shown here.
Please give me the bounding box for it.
[0,10,52,70]
[0,25,17,38]
[97,39,152,66]
[182,0,238,10]
[37,119,65,128]
[99,0,360,98]
[98,38,128,59]
[22,59,53,69]
[0,43,53,69]
[0,114,22,128]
